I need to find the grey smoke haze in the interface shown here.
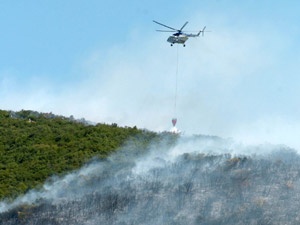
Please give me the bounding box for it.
[1,135,299,225]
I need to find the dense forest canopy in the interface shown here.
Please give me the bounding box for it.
[0,109,176,200]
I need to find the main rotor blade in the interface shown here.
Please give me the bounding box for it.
[179,21,189,31]
[153,20,178,31]
[156,30,175,32]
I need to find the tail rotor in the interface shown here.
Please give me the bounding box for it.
[201,26,206,36]
[200,26,212,36]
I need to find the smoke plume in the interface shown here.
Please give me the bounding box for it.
[0,135,299,225]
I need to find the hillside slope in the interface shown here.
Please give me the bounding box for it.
[0,110,164,200]
[0,135,299,225]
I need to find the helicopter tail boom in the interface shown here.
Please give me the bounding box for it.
[186,26,206,37]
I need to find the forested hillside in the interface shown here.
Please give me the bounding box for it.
[0,110,168,200]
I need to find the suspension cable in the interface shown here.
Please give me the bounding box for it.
[172,45,179,128]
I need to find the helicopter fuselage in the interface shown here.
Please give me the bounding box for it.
[153,20,206,46]
[167,35,189,46]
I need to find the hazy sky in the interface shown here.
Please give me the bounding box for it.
[1,1,300,148]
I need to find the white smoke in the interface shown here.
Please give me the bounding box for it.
[0,134,291,215]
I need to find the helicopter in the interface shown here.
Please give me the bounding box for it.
[153,20,207,47]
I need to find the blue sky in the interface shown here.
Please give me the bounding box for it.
[1,1,300,149]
